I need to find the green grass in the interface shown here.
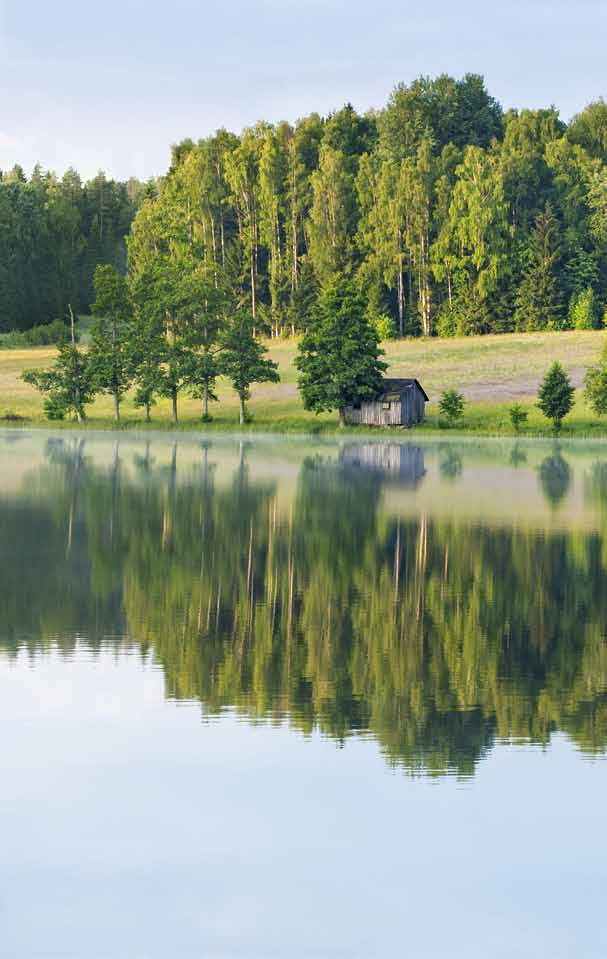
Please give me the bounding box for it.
[2,328,607,437]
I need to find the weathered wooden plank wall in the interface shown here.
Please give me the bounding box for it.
[344,383,426,427]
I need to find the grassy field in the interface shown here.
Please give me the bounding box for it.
[2,328,607,436]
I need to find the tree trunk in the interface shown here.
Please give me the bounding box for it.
[239,395,246,426]
[397,267,405,338]
[338,407,345,428]
[145,402,151,423]
[203,382,209,420]
[172,388,178,424]
[250,251,256,320]
[114,392,120,423]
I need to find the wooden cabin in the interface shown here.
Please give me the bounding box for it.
[344,378,428,428]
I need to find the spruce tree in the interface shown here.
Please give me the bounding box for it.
[514,204,562,331]
[295,274,387,426]
[537,362,575,431]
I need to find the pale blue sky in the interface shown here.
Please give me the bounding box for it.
[1,0,606,180]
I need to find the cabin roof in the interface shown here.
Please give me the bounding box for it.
[375,378,429,402]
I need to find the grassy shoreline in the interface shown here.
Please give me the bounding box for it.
[3,328,607,439]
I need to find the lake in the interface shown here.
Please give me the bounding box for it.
[1,429,606,958]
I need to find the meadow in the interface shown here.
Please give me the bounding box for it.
[2,327,607,436]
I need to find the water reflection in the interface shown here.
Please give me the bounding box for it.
[538,447,572,508]
[438,444,463,481]
[339,442,426,487]
[1,434,606,778]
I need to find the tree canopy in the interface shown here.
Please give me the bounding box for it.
[6,75,607,340]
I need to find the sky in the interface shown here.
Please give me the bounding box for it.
[1,0,607,181]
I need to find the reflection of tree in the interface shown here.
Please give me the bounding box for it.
[0,437,123,653]
[439,445,463,481]
[509,443,528,467]
[538,449,571,507]
[1,443,607,777]
[585,462,607,514]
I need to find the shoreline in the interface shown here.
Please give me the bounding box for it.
[3,416,607,443]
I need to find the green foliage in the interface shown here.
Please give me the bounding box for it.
[0,169,144,332]
[514,204,563,331]
[10,73,607,360]
[0,318,71,349]
[537,362,575,431]
[584,341,607,415]
[179,268,226,421]
[509,403,529,433]
[371,313,396,341]
[89,265,134,422]
[21,339,94,422]
[219,308,280,423]
[568,286,601,330]
[438,389,465,427]
[295,274,387,424]
[118,77,607,344]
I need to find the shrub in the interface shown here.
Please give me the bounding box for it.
[0,319,72,349]
[509,404,529,433]
[584,341,607,416]
[568,287,601,330]
[371,313,396,341]
[438,389,465,428]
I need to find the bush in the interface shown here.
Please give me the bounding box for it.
[438,389,465,428]
[509,404,529,433]
[568,288,601,330]
[584,341,607,416]
[43,394,67,420]
[0,319,72,349]
[371,313,396,341]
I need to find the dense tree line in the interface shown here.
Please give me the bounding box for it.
[8,74,607,343]
[125,75,607,338]
[0,164,147,331]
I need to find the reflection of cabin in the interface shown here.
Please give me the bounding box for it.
[340,443,426,488]
[344,378,428,428]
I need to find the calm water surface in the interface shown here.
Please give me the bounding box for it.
[1,430,606,958]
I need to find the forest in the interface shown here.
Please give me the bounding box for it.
[5,73,607,339]
[0,166,147,331]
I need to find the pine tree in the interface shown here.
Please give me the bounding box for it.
[295,274,387,426]
[537,362,575,431]
[514,204,563,330]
